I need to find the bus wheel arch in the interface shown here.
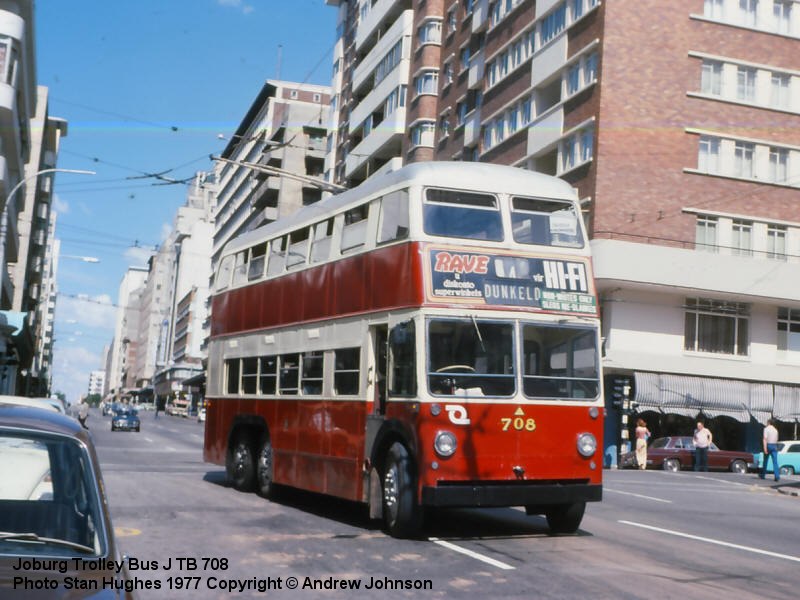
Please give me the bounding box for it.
[255,431,275,498]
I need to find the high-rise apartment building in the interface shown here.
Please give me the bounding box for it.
[326,0,800,452]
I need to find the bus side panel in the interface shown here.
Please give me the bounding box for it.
[303,263,333,321]
[333,253,367,316]
[203,397,228,465]
[370,242,425,308]
[324,400,365,500]
[241,284,262,331]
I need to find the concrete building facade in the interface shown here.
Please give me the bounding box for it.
[325,0,800,455]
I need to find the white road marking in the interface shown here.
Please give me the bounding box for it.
[619,520,800,563]
[605,488,672,503]
[143,437,154,443]
[693,475,751,487]
[428,537,515,570]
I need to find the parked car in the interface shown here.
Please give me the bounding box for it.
[0,395,61,413]
[111,406,140,432]
[754,440,800,476]
[0,404,135,596]
[621,436,755,473]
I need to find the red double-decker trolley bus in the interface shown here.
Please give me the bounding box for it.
[204,162,603,537]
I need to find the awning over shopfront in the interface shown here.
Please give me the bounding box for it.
[633,372,795,424]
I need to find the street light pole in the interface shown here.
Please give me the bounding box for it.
[0,168,95,304]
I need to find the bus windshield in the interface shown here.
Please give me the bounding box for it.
[510,196,584,248]
[427,318,515,397]
[522,324,599,399]
[423,188,504,241]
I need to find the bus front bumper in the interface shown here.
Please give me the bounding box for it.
[421,481,602,508]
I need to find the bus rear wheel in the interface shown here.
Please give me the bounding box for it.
[382,442,422,538]
[546,502,585,535]
[256,436,274,498]
[227,436,256,492]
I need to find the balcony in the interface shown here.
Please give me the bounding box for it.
[356,0,406,52]
[472,0,489,32]
[463,109,482,147]
[345,107,406,178]
[527,105,564,156]
[468,49,484,90]
[531,33,567,88]
[352,11,412,92]
[350,59,410,130]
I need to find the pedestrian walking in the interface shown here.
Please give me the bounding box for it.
[759,418,780,482]
[692,421,712,471]
[634,418,651,470]
[77,398,90,429]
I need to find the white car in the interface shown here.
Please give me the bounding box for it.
[0,395,61,413]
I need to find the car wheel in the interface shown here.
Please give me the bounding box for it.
[779,465,794,476]
[546,502,586,535]
[730,460,747,474]
[135,426,140,433]
[663,458,681,472]
[382,442,422,538]
[227,436,256,492]
[256,436,274,499]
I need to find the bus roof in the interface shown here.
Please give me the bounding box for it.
[222,162,577,257]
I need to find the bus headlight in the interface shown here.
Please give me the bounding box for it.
[434,431,457,457]
[577,433,597,457]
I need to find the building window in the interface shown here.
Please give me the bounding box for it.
[540,3,567,47]
[684,298,749,356]
[572,0,584,20]
[701,60,723,95]
[411,121,436,147]
[774,0,792,34]
[734,141,755,178]
[771,73,791,109]
[737,66,756,102]
[460,46,471,70]
[778,308,800,354]
[704,0,725,19]
[566,63,581,95]
[415,71,439,96]
[443,62,454,86]
[418,20,442,45]
[439,114,451,139]
[447,9,458,33]
[769,147,789,183]
[695,216,718,252]
[738,0,758,27]
[731,219,753,256]
[767,225,787,260]
[698,136,720,173]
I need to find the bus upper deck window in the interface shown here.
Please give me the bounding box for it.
[311,219,335,263]
[267,237,287,277]
[248,243,267,281]
[423,188,503,241]
[342,204,370,253]
[232,251,248,286]
[287,227,311,269]
[215,255,235,292]
[510,197,584,248]
[377,189,410,244]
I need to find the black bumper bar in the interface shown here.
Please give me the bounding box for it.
[422,482,602,508]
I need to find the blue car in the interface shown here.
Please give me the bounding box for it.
[754,440,800,476]
[111,406,140,432]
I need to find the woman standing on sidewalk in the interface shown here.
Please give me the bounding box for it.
[635,418,651,470]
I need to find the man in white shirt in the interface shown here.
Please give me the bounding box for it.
[692,421,713,472]
[760,419,780,482]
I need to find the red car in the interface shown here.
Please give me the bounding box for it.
[622,436,755,473]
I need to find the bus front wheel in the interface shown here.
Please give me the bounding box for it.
[256,436,274,498]
[227,436,256,492]
[382,442,422,538]
[545,502,585,535]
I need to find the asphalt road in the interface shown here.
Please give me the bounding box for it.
[89,408,800,599]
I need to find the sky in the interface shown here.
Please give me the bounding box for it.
[35,0,337,402]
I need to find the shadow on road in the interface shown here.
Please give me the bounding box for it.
[202,469,590,539]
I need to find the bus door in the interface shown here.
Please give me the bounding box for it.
[364,324,388,508]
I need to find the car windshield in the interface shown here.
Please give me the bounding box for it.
[0,431,107,557]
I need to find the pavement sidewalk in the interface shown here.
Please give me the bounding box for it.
[750,474,800,497]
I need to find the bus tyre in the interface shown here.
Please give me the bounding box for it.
[382,442,422,538]
[256,436,274,499]
[227,436,256,492]
[546,502,585,535]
